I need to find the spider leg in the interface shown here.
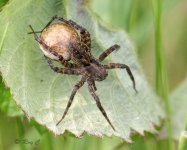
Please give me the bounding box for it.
[92,81,97,91]
[29,25,78,68]
[87,79,116,131]
[28,15,66,34]
[29,15,91,52]
[46,57,81,75]
[56,77,86,126]
[41,15,61,32]
[103,63,137,93]
[98,44,120,62]
[68,19,91,52]
[69,42,91,65]
[28,25,41,41]
[37,15,91,52]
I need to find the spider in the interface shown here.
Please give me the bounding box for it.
[29,15,137,131]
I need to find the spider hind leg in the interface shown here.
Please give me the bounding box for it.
[87,80,116,131]
[56,77,86,126]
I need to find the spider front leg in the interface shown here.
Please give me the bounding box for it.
[46,58,81,75]
[68,20,91,45]
[87,80,116,131]
[29,25,78,68]
[28,15,69,34]
[56,77,86,126]
[41,15,66,32]
[68,19,91,55]
[40,15,92,50]
[103,63,137,93]
[98,44,120,62]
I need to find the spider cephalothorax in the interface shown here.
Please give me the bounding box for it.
[29,15,137,131]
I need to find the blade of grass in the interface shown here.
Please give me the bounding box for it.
[151,0,174,150]
[178,118,187,150]
[16,118,26,150]
[126,0,136,32]
[0,128,3,150]
[178,131,187,150]
[46,133,53,150]
[39,132,53,150]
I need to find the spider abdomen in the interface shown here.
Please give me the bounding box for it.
[40,23,80,60]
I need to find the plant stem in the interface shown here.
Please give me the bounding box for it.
[126,0,136,32]
[178,117,187,150]
[178,131,187,150]
[46,133,53,150]
[0,127,3,150]
[152,0,174,150]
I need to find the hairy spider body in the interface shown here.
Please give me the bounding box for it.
[29,15,137,131]
[84,63,108,81]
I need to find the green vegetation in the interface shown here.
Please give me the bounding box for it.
[0,0,187,150]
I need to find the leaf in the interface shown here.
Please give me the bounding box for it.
[0,0,9,8]
[0,0,22,117]
[0,0,164,141]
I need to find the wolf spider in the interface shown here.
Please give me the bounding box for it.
[29,15,137,131]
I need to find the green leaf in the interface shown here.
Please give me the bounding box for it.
[0,0,9,8]
[0,0,164,141]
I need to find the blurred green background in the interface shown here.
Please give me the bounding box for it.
[0,0,187,150]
